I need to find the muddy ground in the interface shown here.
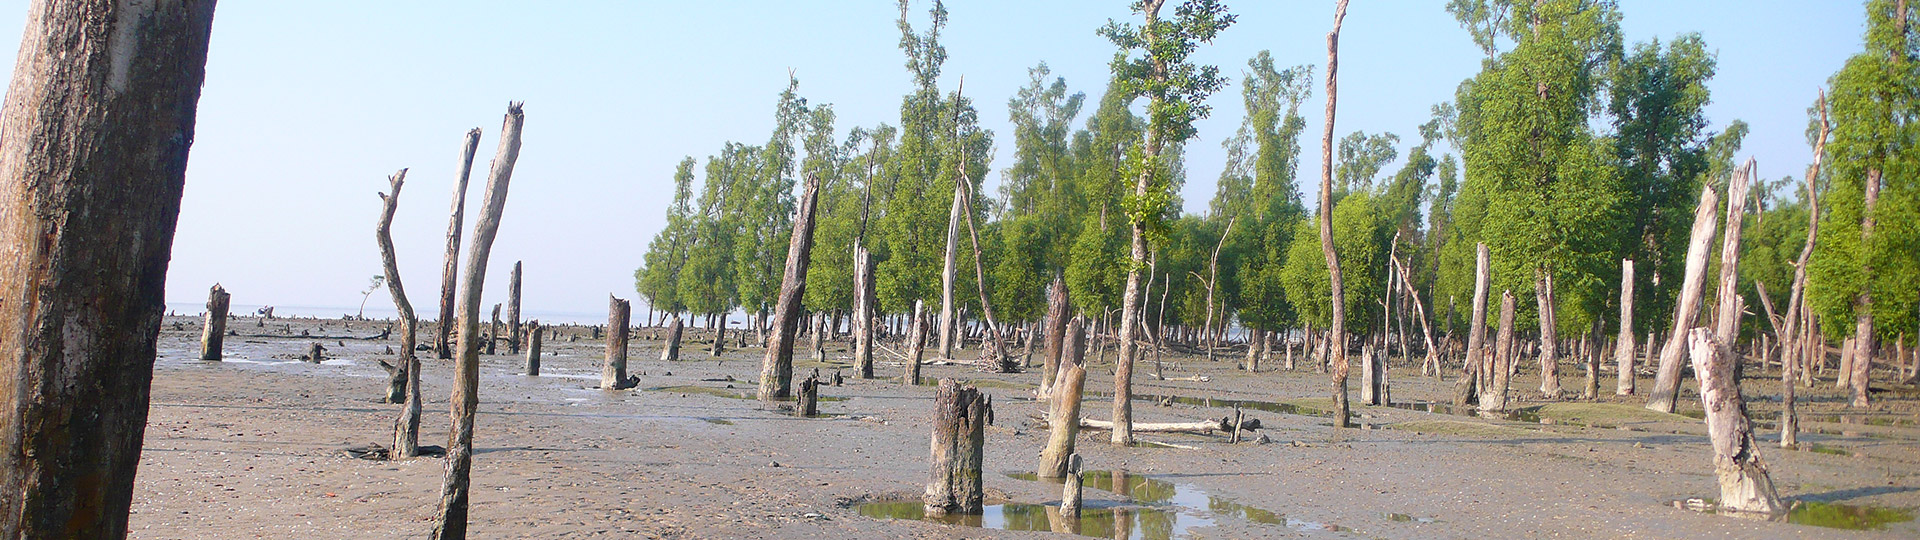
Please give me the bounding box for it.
[130,314,1920,539]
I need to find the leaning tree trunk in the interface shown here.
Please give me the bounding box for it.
[953,155,1013,373]
[524,320,542,376]
[601,295,634,390]
[1688,328,1784,516]
[925,379,991,516]
[436,129,482,360]
[432,102,523,540]
[758,170,823,401]
[1707,159,1753,386]
[1778,110,1828,445]
[201,284,231,361]
[1392,255,1438,378]
[507,261,521,355]
[0,2,215,535]
[1455,243,1490,407]
[1647,184,1722,413]
[1318,0,1353,428]
[1038,317,1086,478]
[937,179,962,362]
[660,314,683,362]
[375,169,423,456]
[1481,291,1516,414]
[1615,259,1637,395]
[854,245,875,378]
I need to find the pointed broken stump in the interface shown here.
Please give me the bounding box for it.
[1060,453,1083,519]
[201,284,231,360]
[1688,328,1783,517]
[925,379,991,517]
[525,320,542,376]
[602,296,636,390]
[797,372,821,417]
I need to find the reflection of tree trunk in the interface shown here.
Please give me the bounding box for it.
[1319,0,1353,428]
[433,103,525,540]
[1688,328,1783,516]
[1647,184,1721,413]
[437,130,483,360]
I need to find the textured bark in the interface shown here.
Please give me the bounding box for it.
[797,372,820,417]
[506,261,521,355]
[1647,184,1721,413]
[1038,317,1086,479]
[1615,259,1637,395]
[1312,0,1354,430]
[758,168,822,401]
[1536,271,1561,399]
[710,315,726,357]
[1360,341,1379,405]
[937,179,962,362]
[907,301,926,386]
[524,320,541,376]
[0,2,215,535]
[375,169,422,456]
[660,314,683,362]
[201,284,231,361]
[1688,328,1784,516]
[854,245,875,378]
[925,380,990,516]
[1455,243,1490,407]
[1059,454,1084,520]
[432,102,523,540]
[487,304,500,356]
[601,296,633,390]
[1481,291,1516,413]
[435,129,483,360]
[1708,160,1752,381]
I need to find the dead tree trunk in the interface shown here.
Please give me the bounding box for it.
[661,314,683,362]
[925,379,991,516]
[375,169,424,456]
[1481,291,1516,413]
[1038,275,1068,395]
[758,167,823,401]
[938,178,963,362]
[487,304,501,356]
[1536,270,1561,399]
[1455,243,1490,407]
[432,102,523,540]
[1059,454,1084,519]
[201,284,231,361]
[1687,328,1784,516]
[307,342,325,364]
[1615,259,1637,395]
[797,372,820,417]
[711,314,726,357]
[854,245,875,378]
[1647,184,1722,413]
[0,3,215,534]
[506,261,521,355]
[1708,159,1753,386]
[436,129,483,360]
[524,320,542,376]
[907,300,926,386]
[1391,255,1438,378]
[953,140,1013,372]
[1318,0,1353,429]
[601,295,634,390]
[1039,317,1086,478]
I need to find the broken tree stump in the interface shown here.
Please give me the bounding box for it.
[435,129,483,361]
[507,261,521,355]
[602,295,635,390]
[925,379,991,517]
[1455,243,1490,407]
[525,320,542,376]
[1648,184,1721,413]
[487,303,501,355]
[306,342,325,364]
[1060,454,1084,519]
[907,301,926,386]
[1481,291,1516,414]
[853,245,876,378]
[758,167,824,401]
[201,284,231,361]
[661,314,683,362]
[798,372,820,417]
[1688,328,1783,516]
[1039,317,1086,479]
[1615,259,1636,396]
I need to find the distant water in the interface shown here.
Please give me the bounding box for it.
[163,302,757,327]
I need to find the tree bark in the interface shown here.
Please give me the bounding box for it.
[1647,184,1721,413]
[953,156,1012,372]
[1059,454,1084,520]
[938,179,963,362]
[201,284,231,361]
[1688,328,1784,516]
[661,314,683,362]
[1360,341,1379,405]
[375,169,423,456]
[436,129,483,360]
[854,245,875,378]
[925,379,991,516]
[432,102,523,540]
[601,295,634,390]
[907,300,926,386]
[1615,259,1636,395]
[758,167,823,401]
[710,314,726,357]
[1039,317,1086,478]
[1455,243,1490,407]
[1853,162,1881,408]
[524,320,541,376]
[506,261,521,355]
[1536,270,1561,399]
[1708,159,1752,380]
[487,304,500,356]
[1482,291,1516,413]
[1317,0,1353,429]
[0,2,215,534]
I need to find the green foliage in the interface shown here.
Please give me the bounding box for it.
[1281,193,1385,330]
[637,157,698,312]
[1335,131,1399,195]
[1067,215,1128,315]
[1100,0,1236,238]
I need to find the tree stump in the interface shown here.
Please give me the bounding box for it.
[1615,259,1637,395]
[524,320,542,376]
[201,284,231,361]
[854,245,876,378]
[602,296,635,390]
[1648,184,1722,413]
[907,301,926,386]
[506,261,522,355]
[660,314,683,362]
[1039,317,1086,478]
[1456,243,1490,407]
[1481,291,1516,413]
[487,303,501,355]
[1060,454,1084,519]
[797,372,820,417]
[925,379,991,516]
[1688,328,1783,516]
[307,342,325,364]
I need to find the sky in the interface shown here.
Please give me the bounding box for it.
[0,1,1865,321]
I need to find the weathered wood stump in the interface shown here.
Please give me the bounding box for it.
[1060,454,1084,519]
[907,301,926,386]
[660,314,683,362]
[1455,243,1490,407]
[1482,291,1517,414]
[1648,184,1722,413]
[853,246,876,378]
[306,342,324,364]
[487,303,501,355]
[1039,317,1086,478]
[201,284,231,361]
[925,379,991,516]
[524,320,542,376]
[506,261,521,354]
[602,296,635,390]
[1688,328,1783,516]
[797,372,820,417]
[1615,259,1637,395]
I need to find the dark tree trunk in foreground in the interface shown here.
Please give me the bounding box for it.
[660,314,683,362]
[433,103,524,540]
[524,320,541,376]
[375,169,423,456]
[1647,184,1721,413]
[1688,328,1784,516]
[201,284,231,361]
[1455,243,1489,407]
[925,379,991,516]
[1318,0,1353,428]
[507,261,521,355]
[1615,259,1636,395]
[758,169,823,401]
[1039,317,1086,478]
[436,129,483,360]
[854,245,875,378]
[0,2,215,535]
[601,295,634,390]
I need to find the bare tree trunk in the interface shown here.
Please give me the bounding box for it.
[953,154,1012,372]
[854,245,875,378]
[1360,341,1379,405]
[1838,336,1857,389]
[1853,164,1882,408]
[1455,243,1490,407]
[601,295,634,390]
[433,102,523,540]
[925,379,991,516]
[1391,255,1438,378]
[907,300,926,386]
[938,180,962,362]
[201,284,231,361]
[1707,159,1753,382]
[711,314,726,357]
[524,320,541,376]
[507,261,521,355]
[661,314,683,362]
[375,169,423,455]
[1319,0,1353,428]
[1059,454,1084,520]
[1536,270,1562,399]
[758,168,823,401]
[0,3,215,533]
[1688,328,1784,516]
[1647,184,1722,413]
[487,304,501,356]
[436,129,482,360]
[1482,291,1516,413]
[1039,317,1086,478]
[1615,259,1636,395]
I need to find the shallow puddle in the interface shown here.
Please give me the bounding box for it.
[894,470,1354,538]
[1672,498,1914,530]
[644,385,847,402]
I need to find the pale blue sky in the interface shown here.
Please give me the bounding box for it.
[0,1,1862,319]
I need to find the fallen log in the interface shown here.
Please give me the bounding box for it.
[1076,417,1226,434]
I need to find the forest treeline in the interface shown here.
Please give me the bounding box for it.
[635,0,1917,385]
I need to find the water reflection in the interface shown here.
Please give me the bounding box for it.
[859,470,1349,538]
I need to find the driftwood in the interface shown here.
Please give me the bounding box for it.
[201,284,231,361]
[1077,417,1228,434]
[433,103,524,540]
[435,129,483,360]
[1647,183,1722,413]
